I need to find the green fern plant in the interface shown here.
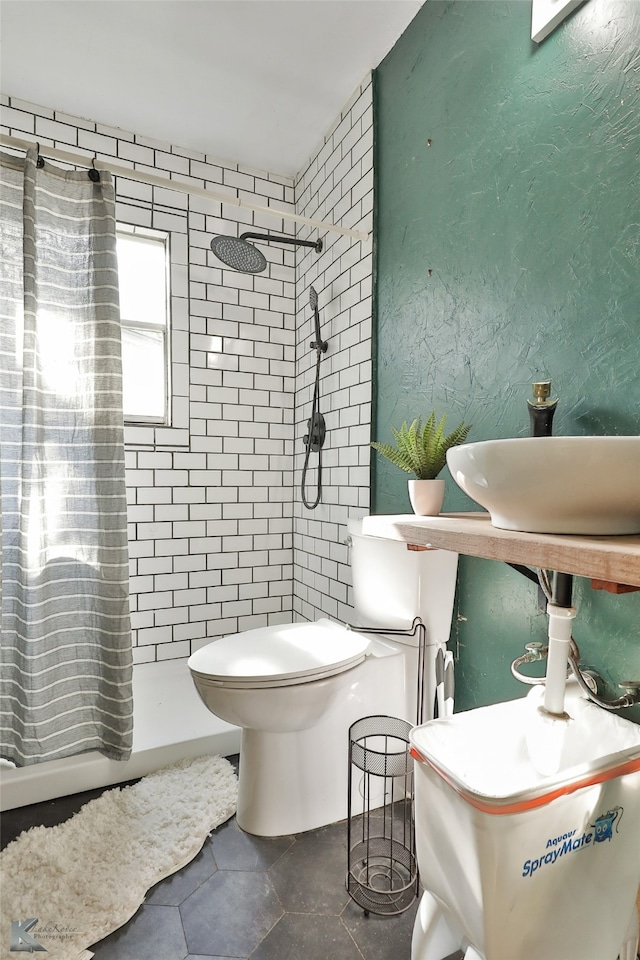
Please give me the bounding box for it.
[371,412,472,480]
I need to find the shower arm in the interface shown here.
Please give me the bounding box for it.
[240,232,323,253]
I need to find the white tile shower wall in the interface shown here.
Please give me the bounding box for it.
[292,76,374,625]
[1,97,298,662]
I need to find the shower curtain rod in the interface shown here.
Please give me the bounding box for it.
[0,133,370,242]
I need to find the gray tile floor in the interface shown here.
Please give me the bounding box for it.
[2,757,466,960]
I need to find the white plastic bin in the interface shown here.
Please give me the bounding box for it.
[410,687,640,960]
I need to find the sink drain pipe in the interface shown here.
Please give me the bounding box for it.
[529,381,575,717]
[543,602,576,716]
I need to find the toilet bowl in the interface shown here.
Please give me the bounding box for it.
[189,619,379,732]
[188,518,458,837]
[190,620,408,836]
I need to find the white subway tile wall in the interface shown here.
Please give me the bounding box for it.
[293,76,373,625]
[1,78,372,659]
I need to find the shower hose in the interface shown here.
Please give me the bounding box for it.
[300,347,323,510]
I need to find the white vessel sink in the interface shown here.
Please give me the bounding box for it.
[446,437,640,535]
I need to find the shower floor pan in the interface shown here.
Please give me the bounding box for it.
[1,657,241,811]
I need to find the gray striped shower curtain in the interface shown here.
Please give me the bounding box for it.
[0,149,133,765]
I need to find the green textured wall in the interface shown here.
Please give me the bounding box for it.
[373,0,640,720]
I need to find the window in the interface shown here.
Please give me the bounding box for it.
[116,225,170,424]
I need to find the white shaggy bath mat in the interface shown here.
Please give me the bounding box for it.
[0,754,238,960]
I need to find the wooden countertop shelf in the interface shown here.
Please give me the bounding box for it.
[361,513,640,588]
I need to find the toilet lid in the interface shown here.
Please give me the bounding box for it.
[188,619,370,687]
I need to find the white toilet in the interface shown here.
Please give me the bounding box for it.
[188,518,458,837]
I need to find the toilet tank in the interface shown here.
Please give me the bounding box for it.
[348,518,458,647]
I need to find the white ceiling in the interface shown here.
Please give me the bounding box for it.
[0,1,422,177]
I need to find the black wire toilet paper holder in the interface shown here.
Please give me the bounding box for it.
[346,714,418,916]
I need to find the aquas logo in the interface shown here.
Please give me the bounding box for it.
[521,806,623,878]
[592,808,621,842]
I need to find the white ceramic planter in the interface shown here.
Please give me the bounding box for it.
[408,479,445,516]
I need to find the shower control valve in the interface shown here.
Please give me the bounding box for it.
[303,411,326,452]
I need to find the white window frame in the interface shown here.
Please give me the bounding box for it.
[117,223,172,426]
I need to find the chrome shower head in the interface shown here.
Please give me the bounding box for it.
[209,235,267,274]
[210,231,322,274]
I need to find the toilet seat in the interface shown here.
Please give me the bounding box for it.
[188,619,371,689]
